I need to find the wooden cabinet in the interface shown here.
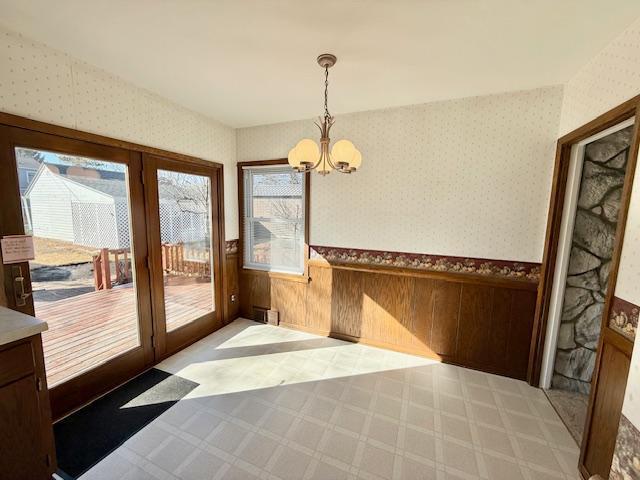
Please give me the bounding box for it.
[0,334,56,480]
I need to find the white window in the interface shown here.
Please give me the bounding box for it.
[242,165,306,274]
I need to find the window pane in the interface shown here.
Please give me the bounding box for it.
[157,170,215,332]
[16,147,140,387]
[243,167,305,274]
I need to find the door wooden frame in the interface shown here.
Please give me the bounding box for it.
[0,112,227,419]
[143,153,226,359]
[526,96,640,478]
[527,94,640,386]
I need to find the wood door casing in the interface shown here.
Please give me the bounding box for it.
[580,329,632,478]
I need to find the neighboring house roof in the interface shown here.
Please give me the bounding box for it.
[24,164,127,200]
[253,182,303,197]
[67,175,128,200]
[26,164,202,204]
[15,151,42,171]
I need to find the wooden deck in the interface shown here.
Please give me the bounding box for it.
[36,276,213,387]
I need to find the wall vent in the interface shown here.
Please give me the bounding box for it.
[252,307,268,324]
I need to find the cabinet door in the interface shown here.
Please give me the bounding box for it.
[0,375,48,480]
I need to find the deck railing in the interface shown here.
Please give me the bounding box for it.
[162,243,210,279]
[93,243,210,290]
[92,248,131,291]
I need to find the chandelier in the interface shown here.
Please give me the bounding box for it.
[288,54,362,175]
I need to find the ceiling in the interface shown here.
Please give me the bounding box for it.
[2,1,640,128]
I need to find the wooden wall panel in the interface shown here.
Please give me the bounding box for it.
[305,265,332,332]
[271,278,307,328]
[412,279,462,359]
[582,338,631,477]
[506,289,537,379]
[239,271,271,318]
[224,253,240,322]
[361,272,414,347]
[330,269,364,338]
[238,263,539,381]
[458,285,494,369]
[488,288,511,372]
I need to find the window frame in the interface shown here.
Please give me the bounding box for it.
[237,159,310,281]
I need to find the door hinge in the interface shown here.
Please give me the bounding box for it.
[141,170,145,185]
[36,377,43,391]
[45,453,51,467]
[151,335,158,349]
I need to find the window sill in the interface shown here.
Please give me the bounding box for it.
[241,267,310,284]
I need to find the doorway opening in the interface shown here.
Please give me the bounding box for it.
[540,120,634,443]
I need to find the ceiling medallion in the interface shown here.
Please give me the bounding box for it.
[288,54,362,175]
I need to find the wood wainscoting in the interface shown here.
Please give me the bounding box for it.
[224,241,241,323]
[579,296,637,479]
[239,260,538,380]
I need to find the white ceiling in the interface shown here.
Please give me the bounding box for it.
[2,0,640,128]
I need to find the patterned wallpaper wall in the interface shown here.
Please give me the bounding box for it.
[0,25,238,239]
[238,86,564,263]
[559,15,640,137]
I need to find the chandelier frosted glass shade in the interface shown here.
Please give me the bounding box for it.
[288,137,362,174]
[287,54,362,176]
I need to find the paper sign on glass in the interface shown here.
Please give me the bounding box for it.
[1,235,35,264]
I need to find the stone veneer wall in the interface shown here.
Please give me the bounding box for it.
[553,126,633,394]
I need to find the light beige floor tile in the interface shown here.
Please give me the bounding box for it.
[77,319,576,480]
[403,427,437,461]
[176,449,224,480]
[270,446,313,480]
[287,418,326,450]
[358,444,396,480]
[516,437,562,471]
[309,460,351,480]
[320,429,361,465]
[236,432,280,468]
[260,409,296,437]
[442,441,479,476]
[148,436,194,474]
[368,415,400,447]
[333,404,368,435]
[482,453,525,480]
[441,415,473,443]
[475,425,514,457]
[206,422,250,454]
[398,456,438,479]
[406,403,436,430]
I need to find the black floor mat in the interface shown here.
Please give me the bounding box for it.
[54,368,198,479]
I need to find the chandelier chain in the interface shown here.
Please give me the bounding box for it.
[324,66,330,119]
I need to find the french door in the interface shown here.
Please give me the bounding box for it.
[0,125,224,419]
[143,154,224,358]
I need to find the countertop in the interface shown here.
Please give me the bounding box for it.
[0,306,48,346]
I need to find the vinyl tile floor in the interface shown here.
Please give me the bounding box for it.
[77,319,580,480]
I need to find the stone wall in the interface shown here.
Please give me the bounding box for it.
[553,126,633,394]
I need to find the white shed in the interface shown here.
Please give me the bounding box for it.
[25,165,127,248]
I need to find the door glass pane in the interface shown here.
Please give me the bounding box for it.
[15,147,140,387]
[157,170,214,332]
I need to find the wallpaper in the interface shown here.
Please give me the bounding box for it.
[238,86,564,263]
[0,26,238,239]
[559,15,640,136]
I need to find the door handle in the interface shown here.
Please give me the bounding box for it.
[12,265,32,307]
